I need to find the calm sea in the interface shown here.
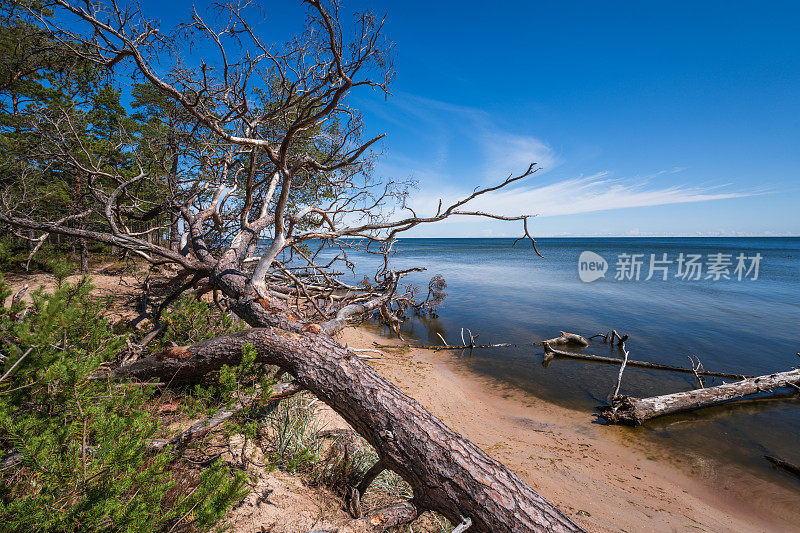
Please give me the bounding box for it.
[319,237,800,490]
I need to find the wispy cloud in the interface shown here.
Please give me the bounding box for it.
[363,93,557,180]
[409,173,764,218]
[360,93,771,232]
[480,130,557,181]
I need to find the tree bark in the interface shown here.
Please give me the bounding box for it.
[353,501,419,530]
[80,238,89,273]
[599,369,800,425]
[309,502,420,533]
[211,260,305,334]
[116,328,583,533]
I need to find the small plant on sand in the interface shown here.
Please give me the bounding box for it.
[261,392,324,474]
[48,257,78,287]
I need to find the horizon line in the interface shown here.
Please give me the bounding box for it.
[337,235,800,239]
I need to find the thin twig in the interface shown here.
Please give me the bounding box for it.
[612,342,630,399]
[688,355,706,389]
[0,347,34,383]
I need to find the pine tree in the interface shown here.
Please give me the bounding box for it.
[0,268,247,532]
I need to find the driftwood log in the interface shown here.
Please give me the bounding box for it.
[543,332,589,347]
[765,455,800,481]
[543,344,751,380]
[372,330,591,352]
[116,328,583,532]
[599,368,800,425]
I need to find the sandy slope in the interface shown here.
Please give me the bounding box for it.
[338,327,799,533]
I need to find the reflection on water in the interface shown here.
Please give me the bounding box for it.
[320,237,800,494]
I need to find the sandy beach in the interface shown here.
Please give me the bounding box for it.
[337,326,799,532]
[6,271,797,531]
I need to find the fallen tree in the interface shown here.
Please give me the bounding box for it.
[0,1,582,531]
[599,368,800,425]
[116,328,583,532]
[372,330,590,351]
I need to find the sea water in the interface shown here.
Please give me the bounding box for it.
[317,237,800,492]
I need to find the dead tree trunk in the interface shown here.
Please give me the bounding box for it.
[79,217,89,273]
[116,328,583,533]
[599,369,800,425]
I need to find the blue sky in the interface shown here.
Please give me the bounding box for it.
[140,1,799,237]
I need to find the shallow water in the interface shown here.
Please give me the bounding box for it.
[318,237,800,493]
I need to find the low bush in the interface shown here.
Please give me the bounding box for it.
[0,274,247,532]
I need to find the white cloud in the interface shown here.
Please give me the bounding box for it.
[360,93,775,235]
[408,174,763,219]
[370,93,557,181]
[480,130,557,181]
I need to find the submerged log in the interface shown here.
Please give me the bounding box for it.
[117,328,583,532]
[543,344,751,380]
[373,340,537,351]
[599,369,800,425]
[765,455,800,480]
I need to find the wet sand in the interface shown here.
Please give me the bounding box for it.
[338,326,799,532]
